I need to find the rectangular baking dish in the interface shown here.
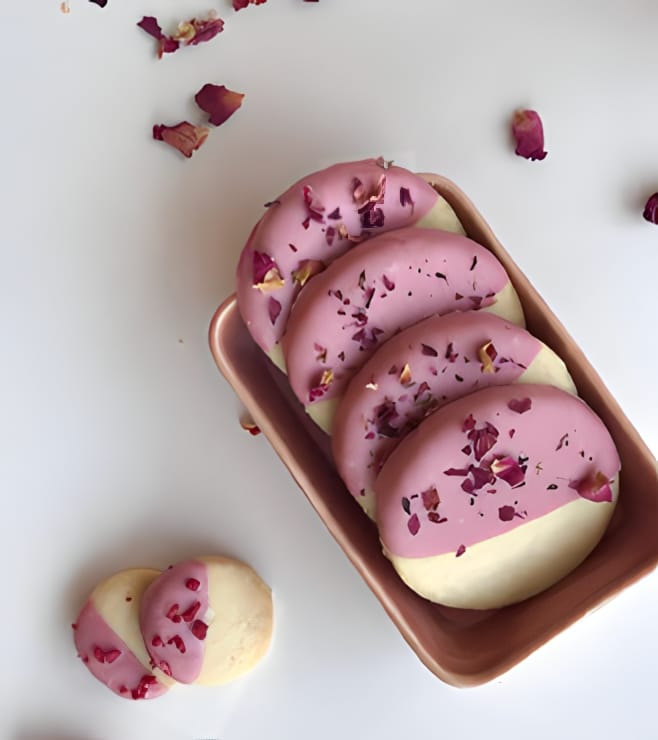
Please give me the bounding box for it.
[209,173,658,687]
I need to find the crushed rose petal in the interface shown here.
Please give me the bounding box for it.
[195,84,244,127]
[498,505,516,522]
[512,109,547,161]
[252,252,284,292]
[399,187,414,209]
[569,470,613,503]
[152,122,209,158]
[478,341,497,373]
[467,422,499,461]
[233,0,268,9]
[268,297,281,325]
[292,259,324,287]
[407,513,420,536]
[490,456,525,487]
[421,486,440,511]
[508,397,532,414]
[399,363,412,386]
[240,414,261,436]
[89,0,108,6]
[643,193,658,225]
[456,544,466,557]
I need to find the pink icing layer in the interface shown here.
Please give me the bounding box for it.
[140,560,209,684]
[282,227,512,406]
[236,158,441,353]
[332,312,542,504]
[73,602,168,700]
[376,384,621,559]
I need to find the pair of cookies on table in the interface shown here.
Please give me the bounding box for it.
[73,556,272,700]
[236,157,621,610]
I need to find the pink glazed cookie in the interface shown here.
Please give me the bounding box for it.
[236,158,465,368]
[282,227,524,431]
[72,569,173,700]
[140,556,273,685]
[375,384,621,609]
[332,312,577,519]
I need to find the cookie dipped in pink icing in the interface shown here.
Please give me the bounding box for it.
[236,158,465,368]
[332,312,577,519]
[140,556,273,685]
[72,569,173,700]
[282,227,524,432]
[375,384,621,609]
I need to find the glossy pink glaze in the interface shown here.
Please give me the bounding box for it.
[73,602,168,700]
[140,561,209,684]
[332,312,541,504]
[236,159,441,353]
[283,227,514,406]
[376,384,621,558]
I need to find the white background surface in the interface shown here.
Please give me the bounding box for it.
[2,1,657,738]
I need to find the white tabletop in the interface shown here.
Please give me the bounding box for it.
[3,1,657,738]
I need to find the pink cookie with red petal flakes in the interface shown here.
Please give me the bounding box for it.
[73,569,174,700]
[236,158,465,369]
[332,311,576,519]
[282,227,524,432]
[375,384,621,609]
[140,556,273,685]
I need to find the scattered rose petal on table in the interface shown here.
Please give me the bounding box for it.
[233,0,268,9]
[137,12,224,58]
[511,109,547,161]
[240,414,262,436]
[152,122,210,158]
[643,193,658,225]
[60,1,70,12]
[89,0,108,6]
[195,84,245,126]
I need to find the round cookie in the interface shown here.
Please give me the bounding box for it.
[140,556,273,686]
[236,158,465,368]
[282,227,525,431]
[72,568,173,700]
[375,384,621,609]
[332,312,577,519]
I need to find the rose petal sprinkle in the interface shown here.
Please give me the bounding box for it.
[292,259,324,287]
[152,122,209,158]
[233,0,268,9]
[569,470,613,503]
[490,456,525,487]
[512,109,547,161]
[195,84,245,127]
[508,397,532,414]
[89,0,108,6]
[643,193,658,225]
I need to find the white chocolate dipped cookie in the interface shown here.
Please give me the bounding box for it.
[72,569,174,700]
[236,158,465,369]
[139,556,273,686]
[375,384,621,609]
[332,311,576,519]
[282,227,524,432]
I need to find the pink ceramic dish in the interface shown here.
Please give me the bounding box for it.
[209,173,658,687]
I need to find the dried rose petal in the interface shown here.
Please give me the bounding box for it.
[195,84,245,127]
[456,544,466,557]
[462,414,476,432]
[498,505,516,522]
[512,109,547,161]
[467,422,499,461]
[292,260,324,288]
[407,513,420,536]
[421,343,437,357]
[175,15,225,47]
[268,297,282,325]
[643,193,658,225]
[478,341,497,373]
[399,187,414,209]
[89,0,107,6]
[252,252,284,292]
[421,486,440,511]
[303,185,326,223]
[240,414,261,436]
[469,465,495,490]
[153,122,209,158]
[61,2,71,13]
[569,470,613,503]
[399,363,412,386]
[491,456,525,487]
[233,0,268,9]
[508,397,532,414]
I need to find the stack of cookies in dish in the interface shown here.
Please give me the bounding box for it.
[236,158,620,610]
